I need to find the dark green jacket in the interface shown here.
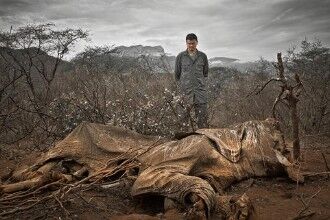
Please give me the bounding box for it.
[175,49,209,104]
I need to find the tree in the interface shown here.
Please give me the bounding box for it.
[286,39,330,133]
[0,23,88,145]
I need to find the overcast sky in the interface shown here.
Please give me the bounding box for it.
[0,0,329,61]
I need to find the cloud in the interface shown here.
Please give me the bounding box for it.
[252,8,295,32]
[0,0,329,61]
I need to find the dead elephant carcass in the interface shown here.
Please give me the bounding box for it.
[0,118,300,219]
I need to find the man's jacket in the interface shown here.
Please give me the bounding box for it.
[175,49,209,104]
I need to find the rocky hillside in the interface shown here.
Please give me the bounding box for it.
[109,45,165,57]
[209,57,239,67]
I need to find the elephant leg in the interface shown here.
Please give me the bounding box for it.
[214,193,253,220]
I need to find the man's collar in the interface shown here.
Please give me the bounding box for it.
[184,48,200,56]
[184,49,202,63]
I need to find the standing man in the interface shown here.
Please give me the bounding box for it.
[175,33,209,129]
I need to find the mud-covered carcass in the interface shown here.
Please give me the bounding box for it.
[0,118,302,219]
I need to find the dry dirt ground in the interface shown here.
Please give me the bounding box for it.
[0,135,329,220]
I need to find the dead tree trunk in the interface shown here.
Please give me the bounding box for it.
[254,53,303,161]
[277,53,302,160]
[290,98,300,159]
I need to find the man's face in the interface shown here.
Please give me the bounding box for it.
[186,39,198,52]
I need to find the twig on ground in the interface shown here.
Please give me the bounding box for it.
[303,171,330,177]
[53,193,70,218]
[292,187,321,220]
[320,151,330,177]
[292,211,315,220]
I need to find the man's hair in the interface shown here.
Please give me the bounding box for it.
[186,33,198,41]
